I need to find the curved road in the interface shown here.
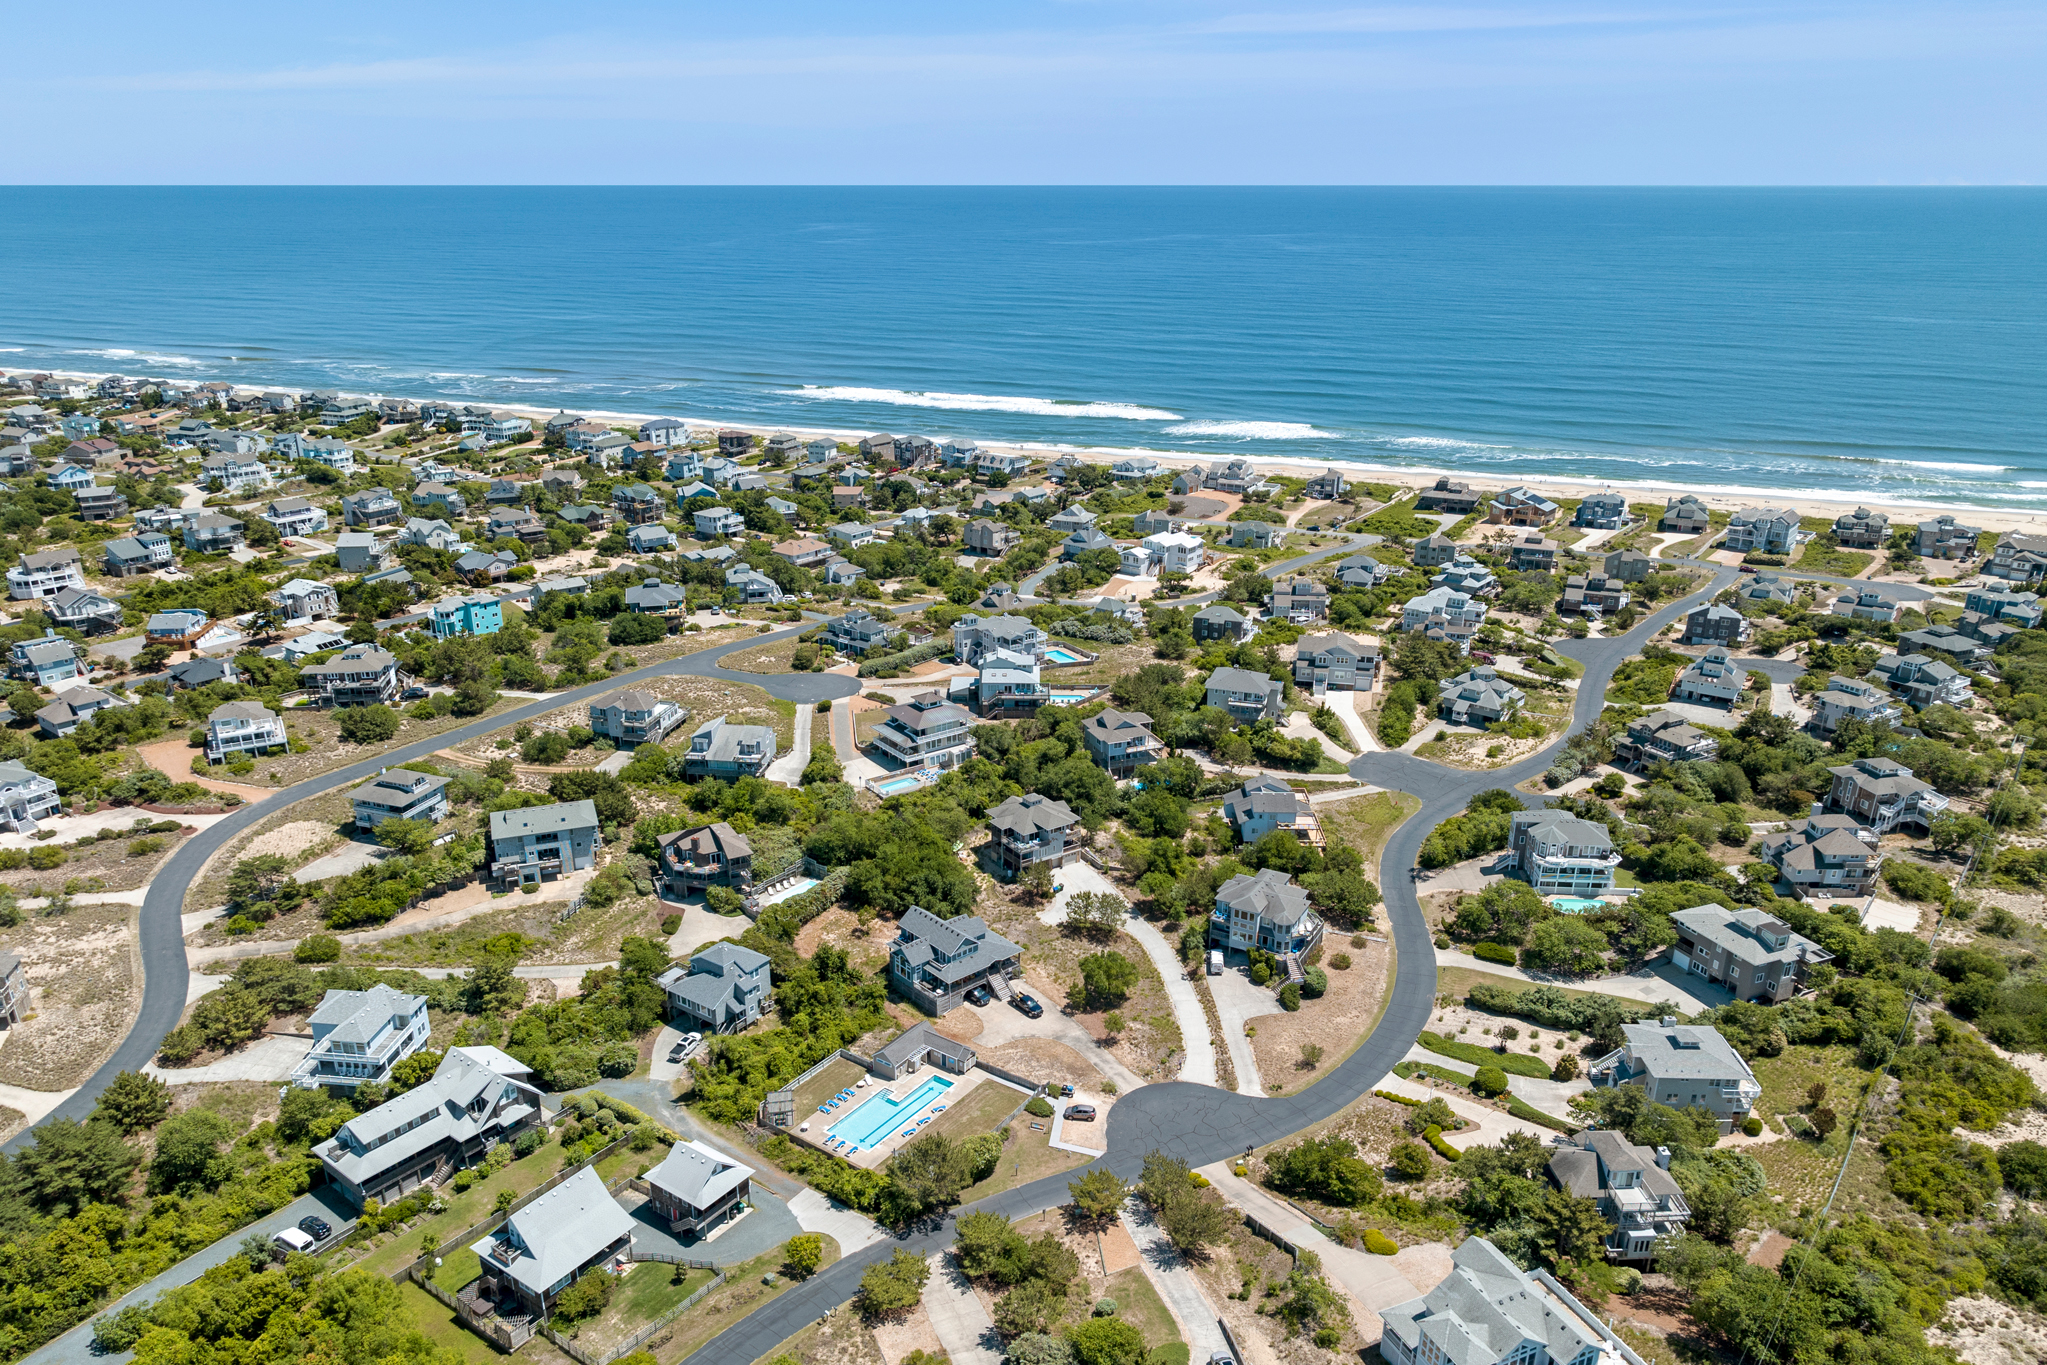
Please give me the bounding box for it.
[670,563,1737,1365]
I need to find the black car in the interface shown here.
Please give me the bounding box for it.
[402,685,429,700]
[298,1215,332,1242]
[965,984,992,1007]
[1012,992,1044,1019]
[1064,1104,1097,1122]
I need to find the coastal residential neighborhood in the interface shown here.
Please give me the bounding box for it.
[0,374,2043,1365]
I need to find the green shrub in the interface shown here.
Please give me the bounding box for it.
[660,914,682,935]
[1301,966,1327,998]
[1363,1229,1398,1255]
[1472,942,1518,966]
[1374,1089,1421,1106]
[1422,1125,1460,1161]
[1742,1116,1764,1136]
[1417,1032,1551,1077]
[1388,1141,1431,1180]
[294,934,341,964]
[1330,953,1352,970]
[1471,1066,1509,1098]
[1278,982,1301,1011]
[1025,1096,1054,1118]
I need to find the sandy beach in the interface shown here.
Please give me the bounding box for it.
[28,366,2047,538]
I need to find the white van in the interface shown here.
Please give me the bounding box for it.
[1206,950,1224,976]
[271,1227,316,1257]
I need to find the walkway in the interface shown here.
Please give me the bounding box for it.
[921,1255,1003,1365]
[1432,950,1727,1016]
[764,696,813,784]
[1038,863,1216,1087]
[1395,1042,1589,1116]
[1121,1201,1230,1362]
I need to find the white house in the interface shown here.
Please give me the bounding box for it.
[693,506,745,538]
[288,984,431,1090]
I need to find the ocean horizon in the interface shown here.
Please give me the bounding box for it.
[3,186,2045,513]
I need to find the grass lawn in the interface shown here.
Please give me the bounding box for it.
[1436,965,1657,1016]
[396,1280,580,1365]
[1746,1045,1901,1219]
[957,1114,1093,1206]
[568,1263,719,1359]
[652,1239,840,1365]
[918,1077,1033,1146]
[792,1057,869,1121]
[1795,544,1874,577]
[344,1141,650,1280]
[432,1246,482,1293]
[1318,790,1421,884]
[1100,1265,1182,1347]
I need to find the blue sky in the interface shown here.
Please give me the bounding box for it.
[14,1,2045,183]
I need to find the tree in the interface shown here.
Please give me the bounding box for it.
[1534,1187,1610,1263]
[858,1248,930,1319]
[886,1131,978,1213]
[993,1281,1066,1338]
[783,1233,823,1279]
[1156,1183,1232,1256]
[335,705,402,743]
[1068,1168,1130,1225]
[92,1070,172,1134]
[1389,1141,1431,1180]
[1265,1135,1382,1206]
[608,613,668,646]
[388,1049,443,1094]
[1066,1319,1146,1365]
[374,817,436,855]
[1075,952,1138,1009]
[1007,1334,1074,1365]
[1520,918,1611,976]
[468,949,527,1014]
[1018,862,1054,902]
[1063,891,1128,939]
[552,1270,615,1323]
[149,1109,236,1194]
[1102,1010,1125,1040]
[955,1210,1027,1278]
[225,853,294,915]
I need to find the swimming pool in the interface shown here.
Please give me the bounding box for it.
[871,775,923,796]
[826,1075,955,1149]
[1043,646,1087,665]
[1549,897,1608,914]
[1047,691,1092,705]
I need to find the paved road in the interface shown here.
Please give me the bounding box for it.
[2,620,867,1155]
[672,565,1737,1365]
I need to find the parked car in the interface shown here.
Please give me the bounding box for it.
[272,1227,316,1256]
[669,1031,703,1062]
[1064,1104,1097,1122]
[1012,992,1044,1019]
[1469,651,1496,664]
[965,983,992,1006]
[402,685,428,699]
[297,1215,332,1243]
[1737,564,1758,574]
[1206,949,1224,977]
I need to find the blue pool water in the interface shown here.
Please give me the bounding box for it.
[1550,897,1608,914]
[1043,647,1086,665]
[1047,691,1092,704]
[827,1075,955,1149]
[872,776,922,796]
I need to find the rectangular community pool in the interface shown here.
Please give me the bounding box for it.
[1549,897,1607,914]
[826,1075,955,1151]
[1046,691,1092,705]
[1043,646,1087,665]
[871,775,923,796]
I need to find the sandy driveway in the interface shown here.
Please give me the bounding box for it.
[131,740,276,801]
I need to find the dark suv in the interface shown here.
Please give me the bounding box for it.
[1012,992,1044,1019]
[965,984,992,1006]
[298,1215,332,1243]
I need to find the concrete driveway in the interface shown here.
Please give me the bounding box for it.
[1037,864,1216,1086]
[1434,950,1726,1016]
[1121,1202,1230,1362]
[964,993,1149,1095]
[788,1188,888,1255]
[145,1033,311,1085]
[1206,964,1285,1095]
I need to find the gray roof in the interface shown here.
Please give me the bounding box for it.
[657,821,752,864]
[1619,1019,1757,1084]
[352,767,452,804]
[893,909,1022,985]
[473,1165,635,1298]
[1380,1237,1611,1365]
[687,716,775,765]
[874,1021,979,1071]
[645,1139,754,1210]
[209,700,277,723]
[489,799,600,841]
[1548,1130,1684,1204]
[1083,708,1154,741]
[1512,810,1613,854]
[21,547,79,570]
[1670,903,1826,969]
[987,792,1078,838]
[1215,868,1313,927]
[308,984,425,1046]
[1207,666,1278,695]
[321,1046,537,1188]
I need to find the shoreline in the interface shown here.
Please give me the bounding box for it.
[26,365,2047,538]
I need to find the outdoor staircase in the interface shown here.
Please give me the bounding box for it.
[988,972,1015,1002]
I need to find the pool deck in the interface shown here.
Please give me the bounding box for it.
[792,1068,1007,1169]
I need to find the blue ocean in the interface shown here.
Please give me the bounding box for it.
[2,187,2044,511]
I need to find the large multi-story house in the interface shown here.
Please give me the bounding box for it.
[1222,775,1319,846]
[1416,477,1485,514]
[1573,490,1629,529]
[970,650,1047,718]
[1137,529,1205,575]
[205,701,286,764]
[870,691,977,771]
[887,907,1024,1015]
[262,496,328,538]
[953,613,1046,665]
[1659,495,1711,535]
[986,792,1081,879]
[1988,531,2047,582]
[962,518,1018,556]
[1868,652,1973,710]
[1192,603,1254,644]
[303,646,406,707]
[823,608,895,657]
[1400,586,1487,634]
[1832,586,1901,623]
[1205,666,1284,722]
[1612,711,1718,769]
[104,532,175,577]
[1266,577,1330,623]
[1080,708,1158,777]
[470,1166,636,1324]
[1825,756,1948,833]
[774,536,835,568]
[431,594,502,639]
[273,577,341,621]
[0,760,61,832]
[1721,506,1800,556]
[1560,573,1629,617]
[183,513,246,555]
[1505,530,1561,572]
[1292,631,1379,693]
[1591,1019,1762,1134]
[351,766,452,829]
[397,515,462,554]
[1680,603,1749,646]
[74,486,128,522]
[317,1046,544,1210]
[288,984,431,1091]
[48,587,122,636]
[488,799,602,885]
[1965,586,2043,630]
[1671,904,1831,1002]
[1548,1132,1691,1263]
[342,489,403,527]
[200,452,273,495]
[1509,809,1619,894]
[682,716,777,780]
[1438,665,1525,726]
[1758,816,1879,901]
[655,822,753,897]
[1833,505,1890,548]
[1306,468,1348,499]
[1899,623,1992,666]
[7,547,85,602]
[1227,520,1282,550]
[1487,487,1560,527]
[1917,513,1981,561]
[11,633,82,688]
[1672,646,1744,706]
[588,687,687,747]
[1210,868,1323,958]
[644,1140,755,1240]
[1604,547,1652,582]
[1810,676,1903,734]
[1431,555,1499,596]
[658,942,774,1034]
[1381,1237,1648,1365]
[1412,532,1460,567]
[1737,570,1797,607]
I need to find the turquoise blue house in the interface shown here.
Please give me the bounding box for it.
[430,594,503,639]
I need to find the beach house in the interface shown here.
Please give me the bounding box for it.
[1671,904,1831,1003]
[1589,1020,1762,1134]
[985,793,1081,879]
[682,716,777,780]
[869,692,977,771]
[205,701,286,764]
[1548,1132,1691,1262]
[657,943,774,1034]
[886,908,1024,1015]
[655,822,753,897]
[1210,869,1322,958]
[1381,1237,1648,1365]
[488,800,602,885]
[287,984,431,1091]
[1205,665,1284,722]
[1080,708,1159,777]
[316,1047,543,1210]
[351,766,452,830]
[1509,809,1619,894]
[643,1140,755,1240]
